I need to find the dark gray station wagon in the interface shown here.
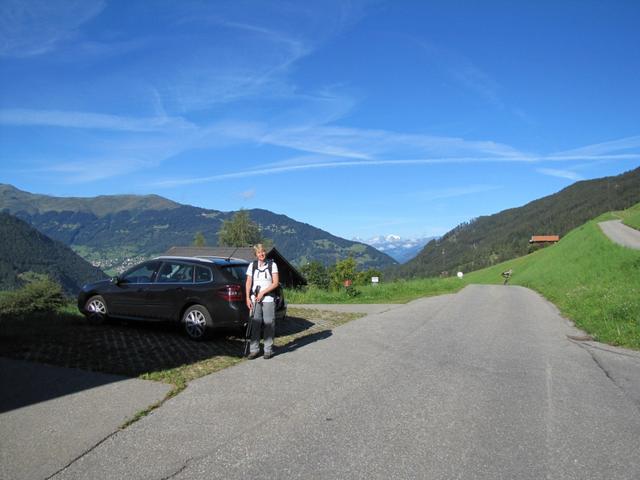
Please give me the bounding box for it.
[78,256,286,340]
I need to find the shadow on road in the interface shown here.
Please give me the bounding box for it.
[275,329,333,356]
[0,311,332,412]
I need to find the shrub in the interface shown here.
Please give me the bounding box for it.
[0,277,66,318]
[356,268,382,286]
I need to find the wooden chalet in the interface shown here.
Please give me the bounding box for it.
[163,246,307,288]
[529,235,560,244]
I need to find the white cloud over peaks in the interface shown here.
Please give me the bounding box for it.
[0,0,106,57]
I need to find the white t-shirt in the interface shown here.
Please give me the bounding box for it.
[246,261,279,303]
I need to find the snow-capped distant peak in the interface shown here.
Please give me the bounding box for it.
[353,234,437,263]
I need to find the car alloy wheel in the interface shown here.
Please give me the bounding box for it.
[85,295,108,324]
[183,305,212,340]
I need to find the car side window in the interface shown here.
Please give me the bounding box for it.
[157,262,194,283]
[121,261,160,284]
[195,265,213,283]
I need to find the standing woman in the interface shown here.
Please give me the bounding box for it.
[245,244,279,359]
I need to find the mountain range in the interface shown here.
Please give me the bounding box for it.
[390,166,640,279]
[2,166,638,290]
[355,235,435,263]
[0,184,397,275]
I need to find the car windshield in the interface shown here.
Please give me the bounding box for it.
[121,261,160,284]
[221,264,249,282]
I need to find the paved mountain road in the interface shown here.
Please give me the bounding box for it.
[599,219,640,249]
[53,285,640,480]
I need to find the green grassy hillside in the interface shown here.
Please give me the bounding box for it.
[464,207,640,349]
[618,202,640,229]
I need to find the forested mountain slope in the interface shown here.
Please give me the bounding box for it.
[0,212,106,294]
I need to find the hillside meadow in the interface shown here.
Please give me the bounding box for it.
[288,206,640,350]
[619,201,640,229]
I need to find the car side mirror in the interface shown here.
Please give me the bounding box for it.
[111,276,121,285]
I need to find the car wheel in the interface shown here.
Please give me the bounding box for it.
[183,305,212,340]
[85,295,108,324]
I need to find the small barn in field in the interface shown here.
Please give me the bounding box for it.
[529,235,560,245]
[163,246,307,288]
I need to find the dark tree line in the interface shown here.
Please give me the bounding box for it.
[0,212,106,294]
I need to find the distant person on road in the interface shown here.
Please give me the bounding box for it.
[245,244,279,359]
[501,268,513,285]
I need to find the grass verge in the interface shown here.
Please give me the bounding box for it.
[617,202,640,229]
[285,276,464,304]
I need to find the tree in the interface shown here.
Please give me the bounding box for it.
[300,260,329,289]
[193,231,206,247]
[217,210,262,247]
[330,257,357,290]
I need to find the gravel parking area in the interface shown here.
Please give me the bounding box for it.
[0,307,363,380]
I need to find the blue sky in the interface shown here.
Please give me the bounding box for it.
[1,1,639,241]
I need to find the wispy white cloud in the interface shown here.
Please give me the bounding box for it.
[149,131,640,188]
[552,135,640,157]
[0,108,196,132]
[150,156,524,188]
[0,0,106,57]
[147,5,357,114]
[407,185,502,201]
[419,41,502,106]
[536,168,584,181]
[224,123,529,161]
[37,157,156,183]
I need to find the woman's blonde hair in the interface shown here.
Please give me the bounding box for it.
[253,244,265,255]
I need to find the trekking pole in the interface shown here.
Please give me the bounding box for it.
[244,286,260,356]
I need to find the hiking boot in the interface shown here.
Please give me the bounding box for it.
[247,351,260,359]
[263,351,273,360]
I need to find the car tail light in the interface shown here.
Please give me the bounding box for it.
[217,284,243,302]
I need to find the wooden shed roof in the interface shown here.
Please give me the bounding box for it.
[529,235,560,243]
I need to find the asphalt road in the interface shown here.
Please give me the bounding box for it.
[0,360,171,480]
[50,285,640,480]
[599,219,640,250]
